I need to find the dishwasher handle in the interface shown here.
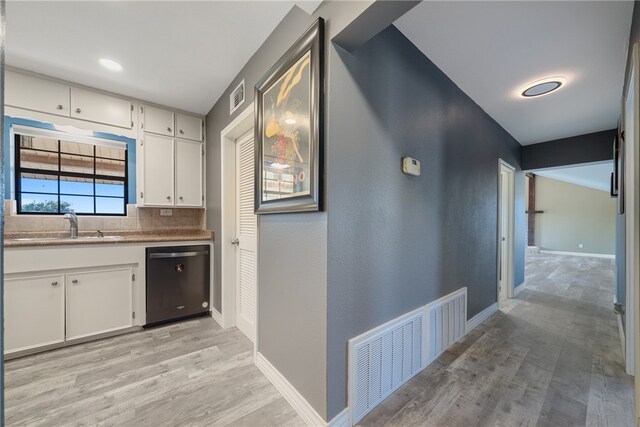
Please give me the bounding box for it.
[149,250,209,259]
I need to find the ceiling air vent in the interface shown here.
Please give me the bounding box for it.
[230,80,245,115]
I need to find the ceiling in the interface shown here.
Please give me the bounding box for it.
[5,1,321,115]
[534,162,613,192]
[395,1,634,145]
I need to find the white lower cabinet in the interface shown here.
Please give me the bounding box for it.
[4,267,134,355]
[66,268,133,341]
[5,274,65,353]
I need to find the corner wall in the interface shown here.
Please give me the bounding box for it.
[325,26,524,419]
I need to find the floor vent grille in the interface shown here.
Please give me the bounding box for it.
[349,308,423,425]
[425,288,467,364]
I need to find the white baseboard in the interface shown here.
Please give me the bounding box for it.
[539,250,615,259]
[465,302,498,334]
[210,309,224,328]
[328,409,350,427]
[256,352,335,427]
[614,295,626,361]
[513,283,525,297]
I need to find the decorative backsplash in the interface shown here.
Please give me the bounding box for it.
[3,200,204,233]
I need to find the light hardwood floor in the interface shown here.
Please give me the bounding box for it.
[4,317,303,426]
[359,253,635,427]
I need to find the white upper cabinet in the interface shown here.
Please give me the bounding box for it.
[142,105,175,137]
[175,139,204,206]
[142,134,175,206]
[176,113,203,142]
[70,87,132,129]
[5,70,70,117]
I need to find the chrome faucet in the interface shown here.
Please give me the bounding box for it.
[63,210,78,239]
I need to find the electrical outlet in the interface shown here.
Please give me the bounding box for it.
[578,243,584,249]
[160,209,173,217]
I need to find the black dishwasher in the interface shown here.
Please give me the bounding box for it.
[146,245,210,326]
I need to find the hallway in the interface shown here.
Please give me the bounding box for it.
[360,253,634,426]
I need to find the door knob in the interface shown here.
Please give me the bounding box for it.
[231,239,239,245]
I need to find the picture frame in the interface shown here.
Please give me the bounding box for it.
[254,18,324,214]
[617,125,625,214]
[611,132,619,198]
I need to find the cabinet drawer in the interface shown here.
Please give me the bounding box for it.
[176,113,203,141]
[6,71,70,117]
[70,87,132,129]
[143,105,175,136]
[5,274,65,354]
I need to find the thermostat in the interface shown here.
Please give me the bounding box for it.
[402,157,421,176]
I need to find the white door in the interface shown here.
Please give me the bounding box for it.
[175,139,204,207]
[4,274,65,354]
[176,113,204,142]
[143,105,175,137]
[499,169,509,299]
[5,70,70,117]
[142,134,175,206]
[66,268,133,341]
[498,161,515,303]
[234,131,257,342]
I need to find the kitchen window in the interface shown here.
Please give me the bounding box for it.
[15,130,128,215]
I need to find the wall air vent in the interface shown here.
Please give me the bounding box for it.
[230,79,245,115]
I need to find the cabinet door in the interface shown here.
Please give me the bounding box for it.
[175,140,204,207]
[66,268,132,341]
[70,87,132,129]
[5,274,65,354]
[176,113,203,142]
[5,71,70,117]
[143,105,175,136]
[142,134,175,206]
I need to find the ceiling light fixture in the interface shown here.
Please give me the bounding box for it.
[284,118,297,125]
[520,77,566,98]
[99,58,123,72]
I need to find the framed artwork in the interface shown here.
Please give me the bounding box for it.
[618,126,625,214]
[254,18,324,214]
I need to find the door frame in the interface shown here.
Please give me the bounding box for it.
[497,159,516,304]
[220,103,256,336]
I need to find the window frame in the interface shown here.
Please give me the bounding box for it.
[15,133,128,216]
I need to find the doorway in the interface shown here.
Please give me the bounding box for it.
[220,103,257,344]
[498,159,515,307]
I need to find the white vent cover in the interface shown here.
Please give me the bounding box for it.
[230,79,245,115]
[425,288,467,364]
[348,308,424,425]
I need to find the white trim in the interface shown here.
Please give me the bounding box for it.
[465,303,498,334]
[498,159,516,305]
[256,352,328,427]
[12,124,127,149]
[539,250,615,259]
[220,103,254,331]
[210,309,223,328]
[229,79,246,115]
[615,294,626,361]
[513,283,525,297]
[328,409,350,427]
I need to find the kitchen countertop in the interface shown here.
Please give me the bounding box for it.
[4,229,214,248]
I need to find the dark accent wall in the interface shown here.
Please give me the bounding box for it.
[521,129,616,171]
[325,26,524,419]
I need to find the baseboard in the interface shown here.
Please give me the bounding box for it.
[513,283,525,297]
[328,408,350,427]
[465,302,498,334]
[539,250,615,259]
[256,352,330,426]
[211,309,223,328]
[614,295,626,361]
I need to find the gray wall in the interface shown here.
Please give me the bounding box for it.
[535,177,616,254]
[325,26,524,419]
[205,2,376,420]
[521,129,615,171]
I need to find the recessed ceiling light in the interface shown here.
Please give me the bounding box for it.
[99,58,123,72]
[520,77,566,98]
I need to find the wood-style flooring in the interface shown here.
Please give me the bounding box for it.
[4,317,303,426]
[359,253,635,427]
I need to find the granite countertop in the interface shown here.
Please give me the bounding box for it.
[4,229,215,248]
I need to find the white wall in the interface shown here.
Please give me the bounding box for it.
[536,176,616,254]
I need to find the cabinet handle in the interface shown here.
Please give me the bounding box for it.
[177,305,185,310]
[56,105,64,110]
[72,279,78,284]
[75,108,82,114]
[51,281,58,286]
[166,196,171,200]
[179,129,184,134]
[167,127,172,133]
[179,196,183,201]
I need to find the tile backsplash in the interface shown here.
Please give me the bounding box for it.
[4,200,204,233]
